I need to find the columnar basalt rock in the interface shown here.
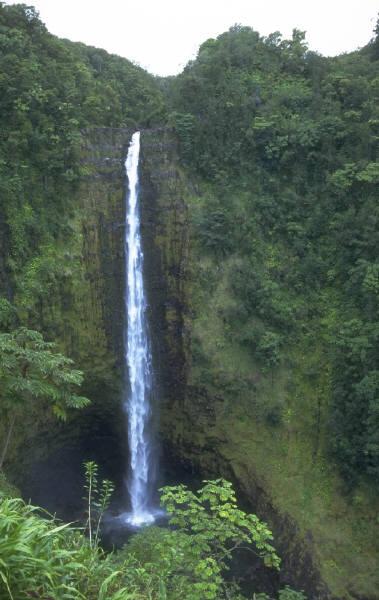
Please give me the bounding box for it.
[6,127,133,517]
[139,128,190,414]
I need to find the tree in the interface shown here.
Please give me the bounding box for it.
[0,326,90,469]
[155,479,280,599]
[369,14,379,59]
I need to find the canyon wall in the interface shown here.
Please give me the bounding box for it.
[140,128,379,600]
[3,127,378,598]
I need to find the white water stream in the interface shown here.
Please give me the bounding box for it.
[124,131,155,526]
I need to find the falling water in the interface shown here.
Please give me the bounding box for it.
[123,131,155,526]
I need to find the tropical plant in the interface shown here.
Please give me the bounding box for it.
[123,478,280,599]
[0,327,90,469]
[83,460,115,548]
[0,476,306,600]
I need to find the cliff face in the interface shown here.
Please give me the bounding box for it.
[139,129,379,600]
[3,127,378,597]
[5,128,132,515]
[139,129,190,412]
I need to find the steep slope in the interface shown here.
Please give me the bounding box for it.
[1,6,378,599]
[140,126,379,599]
[0,4,161,496]
[139,24,379,595]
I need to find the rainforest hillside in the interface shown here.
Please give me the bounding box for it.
[0,3,378,599]
[167,24,379,486]
[154,25,379,597]
[0,3,164,309]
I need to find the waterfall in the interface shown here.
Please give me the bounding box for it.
[123,131,155,526]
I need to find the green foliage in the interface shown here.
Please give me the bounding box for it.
[368,13,379,60]
[169,111,196,161]
[193,194,237,256]
[0,2,164,323]
[122,526,223,600]
[0,325,90,468]
[83,460,115,548]
[0,471,18,498]
[0,478,305,600]
[156,478,280,598]
[0,299,16,329]
[278,587,307,600]
[161,478,280,567]
[256,331,281,370]
[167,22,379,485]
[0,495,144,600]
[121,479,304,600]
[330,320,379,483]
[0,496,88,600]
[0,326,89,418]
[254,591,306,600]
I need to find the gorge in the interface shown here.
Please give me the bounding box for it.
[0,4,379,599]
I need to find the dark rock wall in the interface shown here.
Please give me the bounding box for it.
[139,128,190,415]
[7,127,133,515]
[0,211,11,301]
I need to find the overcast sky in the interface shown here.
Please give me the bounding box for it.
[4,0,378,75]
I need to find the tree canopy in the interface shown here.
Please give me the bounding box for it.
[167,22,379,485]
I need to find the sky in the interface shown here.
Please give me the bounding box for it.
[3,0,379,76]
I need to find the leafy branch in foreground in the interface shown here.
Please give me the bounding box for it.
[124,478,281,600]
[123,479,309,599]
[160,478,280,571]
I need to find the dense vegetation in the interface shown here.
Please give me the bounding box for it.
[0,2,378,598]
[0,475,306,599]
[168,24,379,486]
[0,315,91,470]
[0,0,164,469]
[0,1,164,322]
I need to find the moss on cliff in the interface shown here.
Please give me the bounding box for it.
[140,129,379,600]
[2,128,132,508]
